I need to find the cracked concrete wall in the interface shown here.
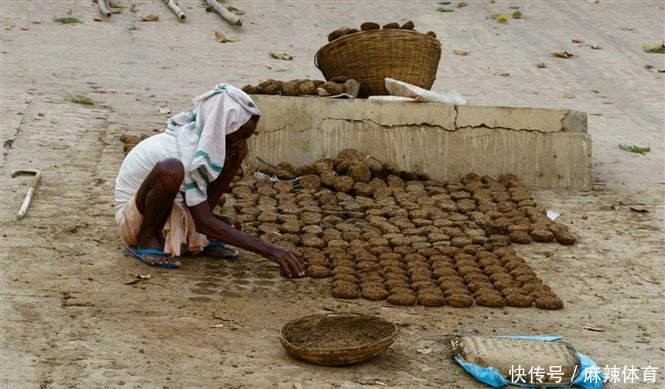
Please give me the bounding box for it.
[248,96,592,190]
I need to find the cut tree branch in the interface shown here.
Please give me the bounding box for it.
[206,0,242,26]
[97,0,112,17]
[164,0,186,20]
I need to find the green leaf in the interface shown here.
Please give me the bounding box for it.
[643,43,665,54]
[619,144,651,155]
[66,93,94,105]
[54,17,81,24]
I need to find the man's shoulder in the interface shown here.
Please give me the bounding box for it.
[124,132,177,161]
[139,132,175,150]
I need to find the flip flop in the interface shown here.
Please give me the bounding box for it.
[204,240,241,260]
[124,246,178,269]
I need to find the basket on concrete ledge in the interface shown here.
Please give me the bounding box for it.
[315,29,442,97]
[279,312,399,366]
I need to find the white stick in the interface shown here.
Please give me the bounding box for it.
[206,0,242,26]
[17,188,34,220]
[163,0,185,20]
[97,0,112,17]
[11,170,41,220]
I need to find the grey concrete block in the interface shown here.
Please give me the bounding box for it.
[248,96,592,190]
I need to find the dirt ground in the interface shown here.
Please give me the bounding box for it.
[1,1,663,388]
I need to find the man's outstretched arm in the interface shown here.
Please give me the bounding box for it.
[189,203,305,278]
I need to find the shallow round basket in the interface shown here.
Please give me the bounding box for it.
[315,29,442,97]
[279,313,399,366]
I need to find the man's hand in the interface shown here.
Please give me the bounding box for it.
[266,245,305,278]
[214,214,243,231]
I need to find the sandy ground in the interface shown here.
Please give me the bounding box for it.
[1,0,664,388]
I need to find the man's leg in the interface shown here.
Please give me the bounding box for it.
[133,158,184,267]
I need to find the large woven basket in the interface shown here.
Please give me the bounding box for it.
[279,313,399,366]
[315,29,442,97]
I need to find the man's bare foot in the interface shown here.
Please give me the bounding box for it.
[136,236,181,267]
[139,251,181,267]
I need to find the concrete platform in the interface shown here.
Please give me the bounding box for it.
[248,96,592,190]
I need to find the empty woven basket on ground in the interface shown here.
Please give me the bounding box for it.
[279,312,399,366]
[315,29,442,97]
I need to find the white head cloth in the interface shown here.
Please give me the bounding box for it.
[165,83,260,206]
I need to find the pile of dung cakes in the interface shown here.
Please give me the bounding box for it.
[241,79,348,97]
[227,149,573,309]
[327,21,438,41]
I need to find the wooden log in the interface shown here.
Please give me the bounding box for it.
[206,0,242,26]
[163,0,186,20]
[97,0,112,17]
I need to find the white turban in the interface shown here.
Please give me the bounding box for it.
[165,84,260,206]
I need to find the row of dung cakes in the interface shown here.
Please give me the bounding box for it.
[322,245,563,309]
[327,21,438,41]
[242,79,348,97]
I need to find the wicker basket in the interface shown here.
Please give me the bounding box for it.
[315,29,442,97]
[279,312,399,366]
